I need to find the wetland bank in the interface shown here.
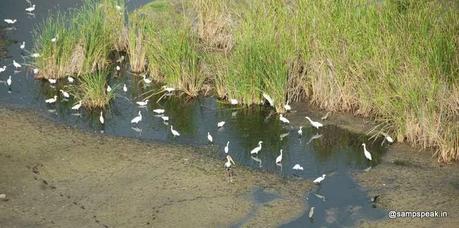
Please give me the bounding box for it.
[0,0,458,227]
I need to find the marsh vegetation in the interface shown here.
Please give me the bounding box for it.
[31,0,458,162]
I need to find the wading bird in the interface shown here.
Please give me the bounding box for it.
[51,37,57,42]
[25,4,35,13]
[12,60,21,68]
[262,93,274,107]
[298,126,303,136]
[60,89,70,98]
[123,84,127,92]
[31,53,40,58]
[381,132,394,144]
[305,116,323,129]
[67,76,74,83]
[170,125,180,137]
[20,41,25,49]
[71,101,82,110]
[313,174,326,184]
[33,68,39,74]
[224,141,229,154]
[6,76,12,87]
[230,99,238,105]
[153,109,165,114]
[284,102,291,111]
[131,111,142,124]
[115,65,120,71]
[162,86,175,93]
[250,141,263,155]
[45,95,57,104]
[142,75,152,84]
[292,164,303,170]
[276,149,283,164]
[279,114,290,124]
[136,99,148,107]
[321,112,331,120]
[217,121,225,128]
[225,155,236,182]
[0,66,6,73]
[308,207,315,219]
[99,111,104,124]
[106,85,112,93]
[207,132,213,143]
[362,143,372,160]
[160,115,169,122]
[48,78,57,84]
[280,132,289,141]
[4,19,17,24]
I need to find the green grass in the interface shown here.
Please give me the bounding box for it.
[74,71,115,109]
[32,0,125,79]
[127,12,150,73]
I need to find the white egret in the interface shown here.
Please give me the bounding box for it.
[25,5,35,13]
[115,65,120,71]
[279,114,290,124]
[131,111,142,124]
[6,75,12,87]
[275,149,283,164]
[51,37,57,42]
[12,60,21,68]
[362,143,372,160]
[381,132,394,143]
[321,112,331,120]
[161,116,169,122]
[217,121,225,128]
[307,133,323,144]
[45,95,57,104]
[99,111,104,124]
[0,66,6,73]
[162,85,175,93]
[136,100,149,107]
[230,99,238,105]
[250,141,263,155]
[170,125,180,137]
[224,141,229,154]
[284,103,291,111]
[153,109,165,114]
[308,207,315,219]
[4,19,17,24]
[71,101,82,110]
[298,126,303,136]
[106,85,112,93]
[262,93,274,107]
[48,78,57,84]
[67,76,74,83]
[225,155,236,175]
[280,132,289,141]
[33,68,39,74]
[20,41,25,49]
[305,116,323,129]
[292,164,303,170]
[142,75,152,84]
[207,132,213,143]
[313,174,326,184]
[60,89,70,98]
[31,53,40,58]
[123,84,127,92]
[116,55,125,63]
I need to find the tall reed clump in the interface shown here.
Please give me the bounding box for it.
[127,12,150,73]
[32,0,125,79]
[74,71,115,109]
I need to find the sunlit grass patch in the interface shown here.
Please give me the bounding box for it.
[74,71,115,109]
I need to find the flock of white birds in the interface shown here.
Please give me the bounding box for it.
[0,0,397,221]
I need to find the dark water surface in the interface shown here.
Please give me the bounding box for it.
[0,0,387,227]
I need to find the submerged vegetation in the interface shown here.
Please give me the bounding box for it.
[32,0,458,162]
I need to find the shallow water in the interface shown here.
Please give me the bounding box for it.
[0,0,388,227]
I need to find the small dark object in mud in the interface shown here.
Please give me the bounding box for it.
[80,205,85,210]
[42,180,48,185]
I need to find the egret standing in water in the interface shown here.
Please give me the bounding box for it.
[321,112,331,120]
[25,4,35,13]
[136,99,148,107]
[230,99,238,105]
[275,149,283,164]
[250,141,263,155]
[262,93,274,107]
[224,141,229,154]
[67,76,74,83]
[60,89,70,98]
[99,111,104,124]
[305,116,323,129]
[298,126,303,136]
[12,60,21,68]
[225,155,236,182]
[45,95,57,104]
[0,66,6,73]
[4,19,17,24]
[48,78,57,84]
[284,102,291,112]
[71,101,82,110]
[292,164,303,170]
[142,75,152,84]
[170,125,180,137]
[313,174,326,184]
[362,143,372,160]
[381,132,394,144]
[308,207,315,219]
[20,41,25,49]
[6,76,12,87]
[279,114,290,124]
[207,132,213,143]
[153,109,165,114]
[217,121,225,128]
[131,111,142,124]
[123,84,127,92]
[106,85,112,93]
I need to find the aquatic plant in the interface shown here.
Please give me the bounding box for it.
[32,0,126,79]
[127,12,150,73]
[74,71,115,109]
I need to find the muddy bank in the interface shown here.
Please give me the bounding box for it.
[0,107,312,227]
[354,143,459,227]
